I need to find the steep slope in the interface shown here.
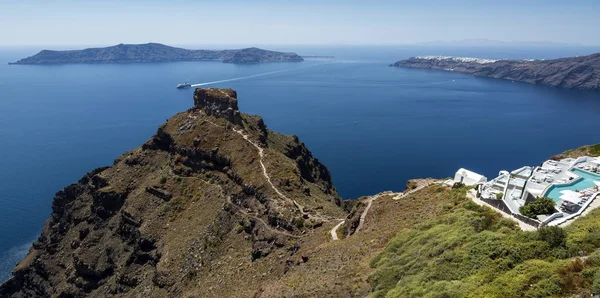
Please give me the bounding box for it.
[368,145,600,298]
[9,43,304,65]
[391,53,600,90]
[0,88,343,297]
[4,87,599,297]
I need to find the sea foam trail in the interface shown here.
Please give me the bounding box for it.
[190,62,337,87]
[190,69,295,87]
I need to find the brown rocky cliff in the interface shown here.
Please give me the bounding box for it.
[193,88,241,125]
[391,53,600,90]
[0,88,346,298]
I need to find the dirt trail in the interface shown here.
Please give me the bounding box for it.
[204,117,333,225]
[354,179,442,235]
[330,220,345,241]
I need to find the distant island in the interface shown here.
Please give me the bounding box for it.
[391,53,600,90]
[9,43,304,65]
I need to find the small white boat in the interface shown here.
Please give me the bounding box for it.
[176,82,191,89]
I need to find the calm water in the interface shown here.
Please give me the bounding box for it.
[546,169,600,202]
[1,45,600,282]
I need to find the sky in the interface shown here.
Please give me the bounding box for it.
[1,0,599,47]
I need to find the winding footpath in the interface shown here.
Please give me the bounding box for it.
[355,193,386,233]
[331,179,443,240]
[330,220,345,241]
[204,115,332,226]
[233,127,310,217]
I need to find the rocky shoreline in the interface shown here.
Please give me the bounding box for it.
[391,53,600,90]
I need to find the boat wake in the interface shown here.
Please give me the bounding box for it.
[189,62,337,87]
[430,79,456,85]
[190,69,294,87]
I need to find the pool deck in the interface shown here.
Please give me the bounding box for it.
[475,156,600,228]
[551,191,600,227]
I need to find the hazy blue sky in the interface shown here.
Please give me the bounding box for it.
[1,0,599,46]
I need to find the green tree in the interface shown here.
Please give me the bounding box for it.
[520,197,556,218]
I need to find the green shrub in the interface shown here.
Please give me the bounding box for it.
[159,176,167,184]
[593,270,600,294]
[368,186,600,297]
[538,226,567,248]
[293,217,305,229]
[590,144,600,156]
[452,182,466,189]
[520,197,556,218]
[407,181,418,190]
[496,193,503,200]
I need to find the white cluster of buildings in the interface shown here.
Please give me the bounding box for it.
[414,55,499,64]
[451,155,600,227]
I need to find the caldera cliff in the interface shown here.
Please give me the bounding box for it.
[0,88,348,297]
[5,89,600,297]
[391,53,600,90]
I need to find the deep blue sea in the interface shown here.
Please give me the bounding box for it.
[1,45,600,282]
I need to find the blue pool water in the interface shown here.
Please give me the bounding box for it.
[1,45,600,282]
[545,169,600,202]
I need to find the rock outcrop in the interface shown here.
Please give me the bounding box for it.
[0,88,344,298]
[9,43,304,65]
[193,88,241,125]
[391,53,600,90]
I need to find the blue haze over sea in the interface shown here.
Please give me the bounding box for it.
[1,45,600,282]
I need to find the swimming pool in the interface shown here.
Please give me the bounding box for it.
[544,169,600,202]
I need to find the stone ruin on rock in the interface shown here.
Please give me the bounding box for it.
[193,88,241,125]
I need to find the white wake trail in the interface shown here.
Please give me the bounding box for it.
[189,61,337,87]
[190,69,293,87]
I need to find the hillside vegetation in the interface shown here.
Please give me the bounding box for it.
[369,185,600,297]
[552,143,600,160]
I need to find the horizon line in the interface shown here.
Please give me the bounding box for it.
[2,42,600,49]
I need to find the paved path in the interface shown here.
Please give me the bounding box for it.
[176,173,301,238]
[330,220,345,241]
[466,190,537,231]
[355,194,382,233]
[233,127,313,218]
[204,117,333,226]
[353,179,442,236]
[204,119,303,212]
[392,179,441,200]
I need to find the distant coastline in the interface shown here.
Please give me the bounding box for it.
[301,55,335,59]
[390,53,600,90]
[8,43,304,65]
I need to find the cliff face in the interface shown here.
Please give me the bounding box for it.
[0,88,344,298]
[9,43,304,65]
[391,53,600,90]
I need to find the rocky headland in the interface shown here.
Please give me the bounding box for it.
[3,88,600,297]
[0,88,350,297]
[9,43,304,65]
[391,53,600,90]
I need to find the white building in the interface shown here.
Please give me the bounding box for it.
[454,168,487,186]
